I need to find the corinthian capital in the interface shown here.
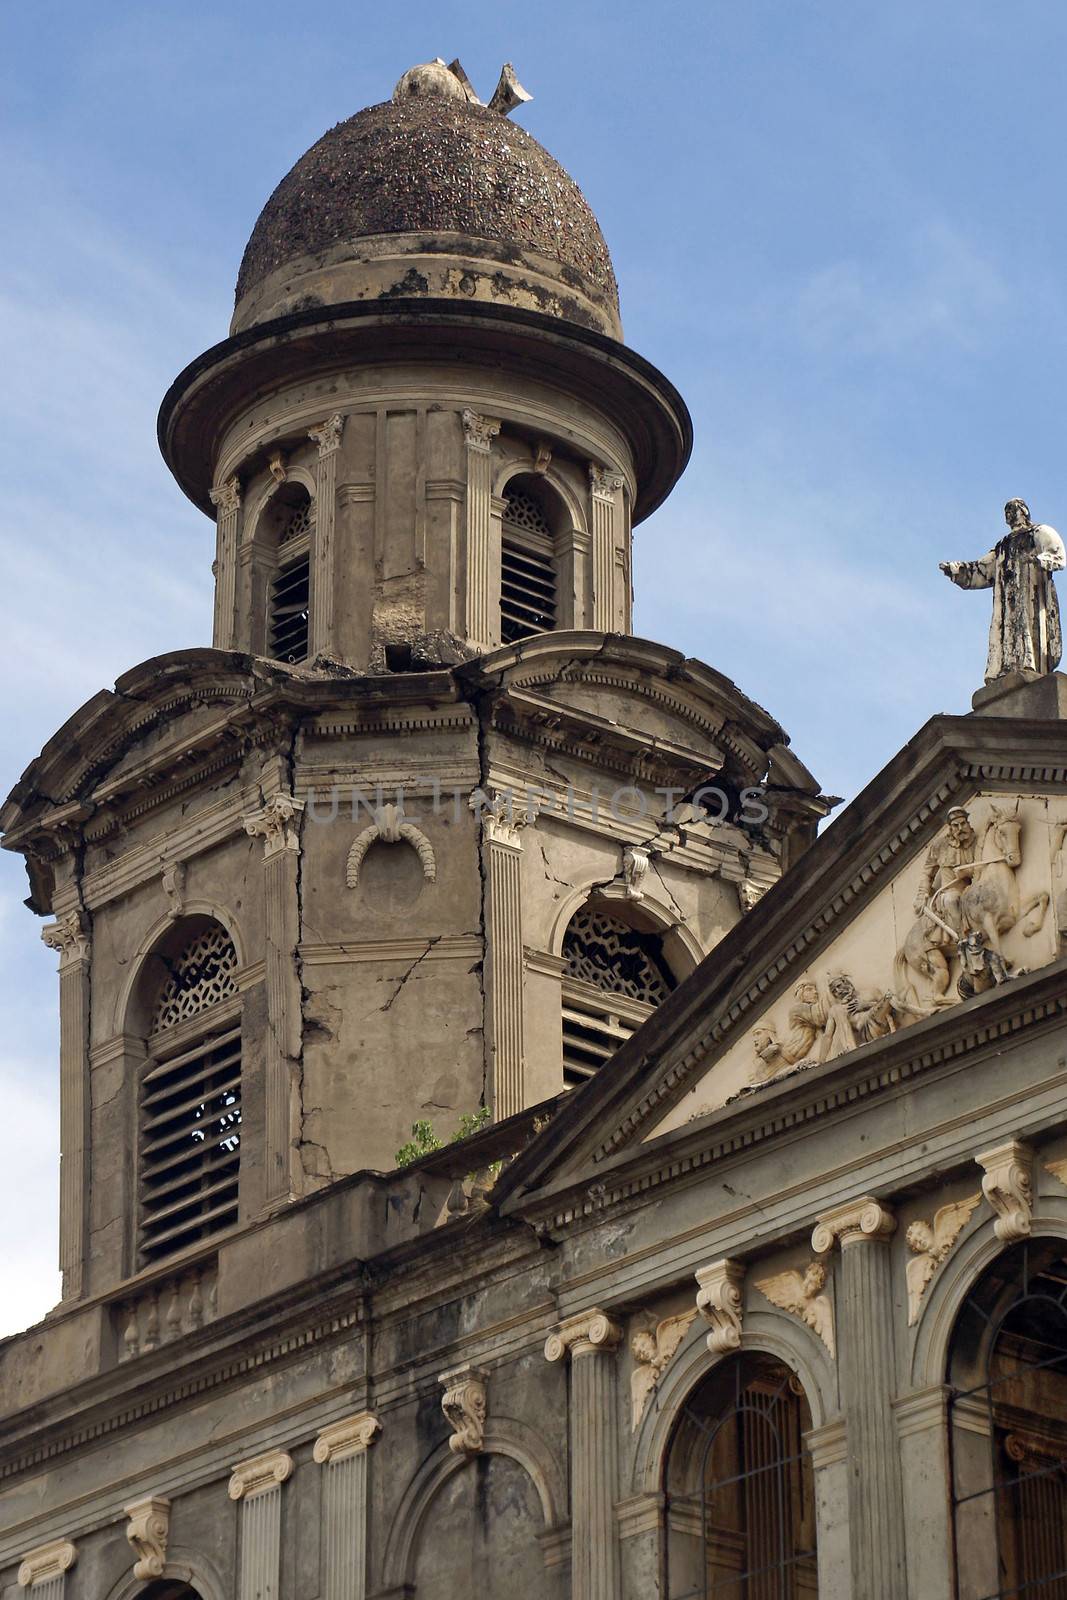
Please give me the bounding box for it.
[545,1308,623,1362]
[41,910,90,969]
[244,794,304,859]
[309,413,345,456]
[209,475,241,516]
[589,462,625,499]
[462,408,501,452]
[812,1196,896,1254]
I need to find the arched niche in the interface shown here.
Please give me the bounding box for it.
[494,468,586,639]
[241,472,316,659]
[382,1420,565,1594]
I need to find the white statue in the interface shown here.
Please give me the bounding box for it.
[941,499,1065,682]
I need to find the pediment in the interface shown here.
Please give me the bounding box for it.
[495,711,1067,1211]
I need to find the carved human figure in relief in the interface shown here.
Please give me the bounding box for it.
[750,981,828,1079]
[940,499,1065,682]
[914,806,979,936]
[819,973,908,1059]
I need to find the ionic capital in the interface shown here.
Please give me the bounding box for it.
[462,408,501,452]
[439,1363,488,1457]
[228,1447,294,1501]
[695,1258,746,1354]
[17,1539,77,1589]
[545,1308,623,1362]
[41,910,90,970]
[812,1196,896,1254]
[588,462,625,500]
[309,413,345,457]
[209,474,241,516]
[244,793,304,859]
[123,1495,170,1581]
[976,1139,1034,1243]
[313,1411,381,1464]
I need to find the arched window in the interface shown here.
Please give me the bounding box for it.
[560,902,677,1086]
[266,484,313,663]
[138,919,242,1267]
[501,480,558,643]
[665,1352,818,1597]
[948,1238,1067,1600]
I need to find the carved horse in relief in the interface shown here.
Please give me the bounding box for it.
[894,804,1047,1007]
[960,805,1048,955]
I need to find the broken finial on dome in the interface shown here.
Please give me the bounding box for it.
[488,63,532,117]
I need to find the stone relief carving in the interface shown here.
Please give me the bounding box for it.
[439,1363,488,1457]
[629,1310,697,1431]
[755,1262,835,1359]
[742,798,1057,1093]
[346,803,437,889]
[124,1496,170,1581]
[976,1140,1034,1243]
[940,498,1065,681]
[695,1258,746,1355]
[267,450,287,484]
[904,1195,981,1326]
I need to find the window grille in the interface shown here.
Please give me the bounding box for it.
[501,490,557,643]
[665,1355,818,1598]
[269,551,310,663]
[560,908,676,1085]
[949,1239,1067,1600]
[151,925,238,1031]
[140,926,241,1266]
[279,497,313,546]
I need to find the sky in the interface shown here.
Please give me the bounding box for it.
[1,1,1065,1335]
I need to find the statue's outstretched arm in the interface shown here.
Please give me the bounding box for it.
[940,552,996,589]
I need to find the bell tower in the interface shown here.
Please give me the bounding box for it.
[2,60,828,1316]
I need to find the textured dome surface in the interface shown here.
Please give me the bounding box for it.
[235,93,619,330]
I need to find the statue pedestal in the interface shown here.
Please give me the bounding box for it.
[971,670,1067,719]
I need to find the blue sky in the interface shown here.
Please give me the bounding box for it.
[1,1,1064,1333]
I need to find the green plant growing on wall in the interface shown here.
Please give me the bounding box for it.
[394,1106,492,1169]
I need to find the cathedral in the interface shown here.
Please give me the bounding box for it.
[1,56,1066,1600]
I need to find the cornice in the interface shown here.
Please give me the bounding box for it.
[508,963,1067,1233]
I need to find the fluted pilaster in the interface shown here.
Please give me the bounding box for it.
[463,409,501,648]
[545,1310,622,1600]
[813,1198,906,1599]
[42,911,90,1301]
[483,810,525,1118]
[230,1448,293,1600]
[244,793,304,1204]
[315,1412,381,1600]
[308,414,344,658]
[210,475,242,649]
[588,465,624,631]
[17,1539,77,1600]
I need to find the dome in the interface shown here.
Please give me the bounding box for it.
[232,65,621,339]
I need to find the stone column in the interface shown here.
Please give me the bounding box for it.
[545,1309,623,1600]
[588,465,624,632]
[463,409,501,649]
[229,1448,294,1600]
[210,474,242,650]
[42,910,91,1302]
[482,808,525,1120]
[805,1419,851,1599]
[244,793,305,1206]
[17,1540,76,1600]
[308,414,345,660]
[314,1413,381,1600]
[812,1198,907,1600]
